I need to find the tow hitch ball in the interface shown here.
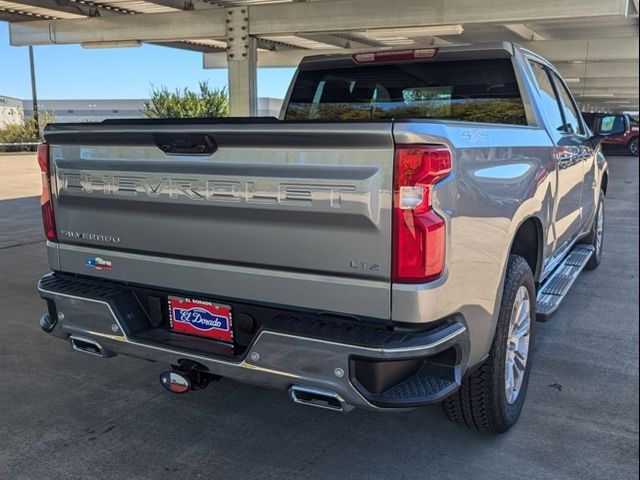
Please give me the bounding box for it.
[160,359,220,394]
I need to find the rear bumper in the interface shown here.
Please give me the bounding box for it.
[38,273,469,411]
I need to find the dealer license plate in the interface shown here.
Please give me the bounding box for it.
[168,296,233,343]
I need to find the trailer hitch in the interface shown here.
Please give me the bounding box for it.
[160,359,221,394]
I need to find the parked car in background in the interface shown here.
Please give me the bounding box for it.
[582,112,639,156]
[36,43,627,434]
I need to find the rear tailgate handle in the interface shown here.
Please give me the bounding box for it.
[154,134,217,155]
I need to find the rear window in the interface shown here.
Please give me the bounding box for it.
[285,58,527,125]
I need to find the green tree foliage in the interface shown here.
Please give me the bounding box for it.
[0,111,55,152]
[286,98,527,126]
[143,82,229,118]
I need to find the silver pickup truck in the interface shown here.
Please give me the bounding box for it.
[36,43,626,433]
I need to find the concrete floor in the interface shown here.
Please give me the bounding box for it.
[0,152,41,201]
[0,154,638,480]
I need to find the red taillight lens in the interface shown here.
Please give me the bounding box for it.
[37,142,57,242]
[392,145,451,283]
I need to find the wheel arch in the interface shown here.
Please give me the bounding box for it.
[601,170,609,196]
[508,216,544,282]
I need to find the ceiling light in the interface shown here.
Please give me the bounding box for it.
[380,37,415,45]
[564,78,581,83]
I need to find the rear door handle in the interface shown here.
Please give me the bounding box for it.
[154,134,217,155]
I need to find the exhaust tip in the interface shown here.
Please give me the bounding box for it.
[69,336,106,357]
[289,385,346,412]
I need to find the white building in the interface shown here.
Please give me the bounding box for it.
[22,99,147,123]
[0,95,23,128]
[22,97,283,123]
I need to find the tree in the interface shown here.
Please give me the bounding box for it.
[0,111,55,152]
[143,82,229,118]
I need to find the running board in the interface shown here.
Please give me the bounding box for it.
[536,245,594,322]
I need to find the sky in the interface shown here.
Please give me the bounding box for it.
[0,22,295,100]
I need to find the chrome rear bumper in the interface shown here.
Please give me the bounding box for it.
[38,273,469,411]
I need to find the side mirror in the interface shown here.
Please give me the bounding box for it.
[595,114,628,138]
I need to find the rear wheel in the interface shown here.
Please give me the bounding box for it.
[629,137,639,156]
[443,255,535,433]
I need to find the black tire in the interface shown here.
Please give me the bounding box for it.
[582,190,605,271]
[443,255,536,433]
[628,137,639,156]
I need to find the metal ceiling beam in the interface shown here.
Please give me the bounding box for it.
[503,24,546,41]
[9,0,632,46]
[10,8,227,45]
[564,77,640,88]
[6,1,106,17]
[150,41,224,53]
[574,93,639,100]
[5,1,220,53]
[142,0,215,10]
[573,88,639,97]
[556,60,640,79]
[0,10,52,22]
[257,38,306,52]
[574,98,639,106]
[521,38,639,62]
[248,0,631,35]
[8,0,211,17]
[294,33,384,49]
[204,47,352,67]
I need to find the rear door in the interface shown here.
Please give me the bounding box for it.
[529,61,586,253]
[547,70,596,229]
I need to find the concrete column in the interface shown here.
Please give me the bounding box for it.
[226,7,257,117]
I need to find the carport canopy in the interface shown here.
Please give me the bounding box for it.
[2,0,638,115]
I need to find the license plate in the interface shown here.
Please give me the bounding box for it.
[169,296,233,343]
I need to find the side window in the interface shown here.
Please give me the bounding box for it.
[550,72,585,135]
[611,115,626,133]
[529,61,565,133]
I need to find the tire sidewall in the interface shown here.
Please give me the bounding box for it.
[629,137,639,156]
[594,192,605,264]
[492,257,536,430]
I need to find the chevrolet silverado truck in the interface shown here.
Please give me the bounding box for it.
[36,43,626,433]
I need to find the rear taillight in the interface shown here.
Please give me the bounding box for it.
[392,145,451,283]
[37,142,57,242]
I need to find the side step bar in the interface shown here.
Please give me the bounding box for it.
[536,245,594,321]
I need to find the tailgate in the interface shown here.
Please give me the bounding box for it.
[45,122,394,318]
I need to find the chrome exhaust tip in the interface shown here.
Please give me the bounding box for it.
[69,336,108,358]
[289,385,346,412]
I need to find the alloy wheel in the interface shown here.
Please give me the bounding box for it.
[505,286,532,405]
[596,200,604,259]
